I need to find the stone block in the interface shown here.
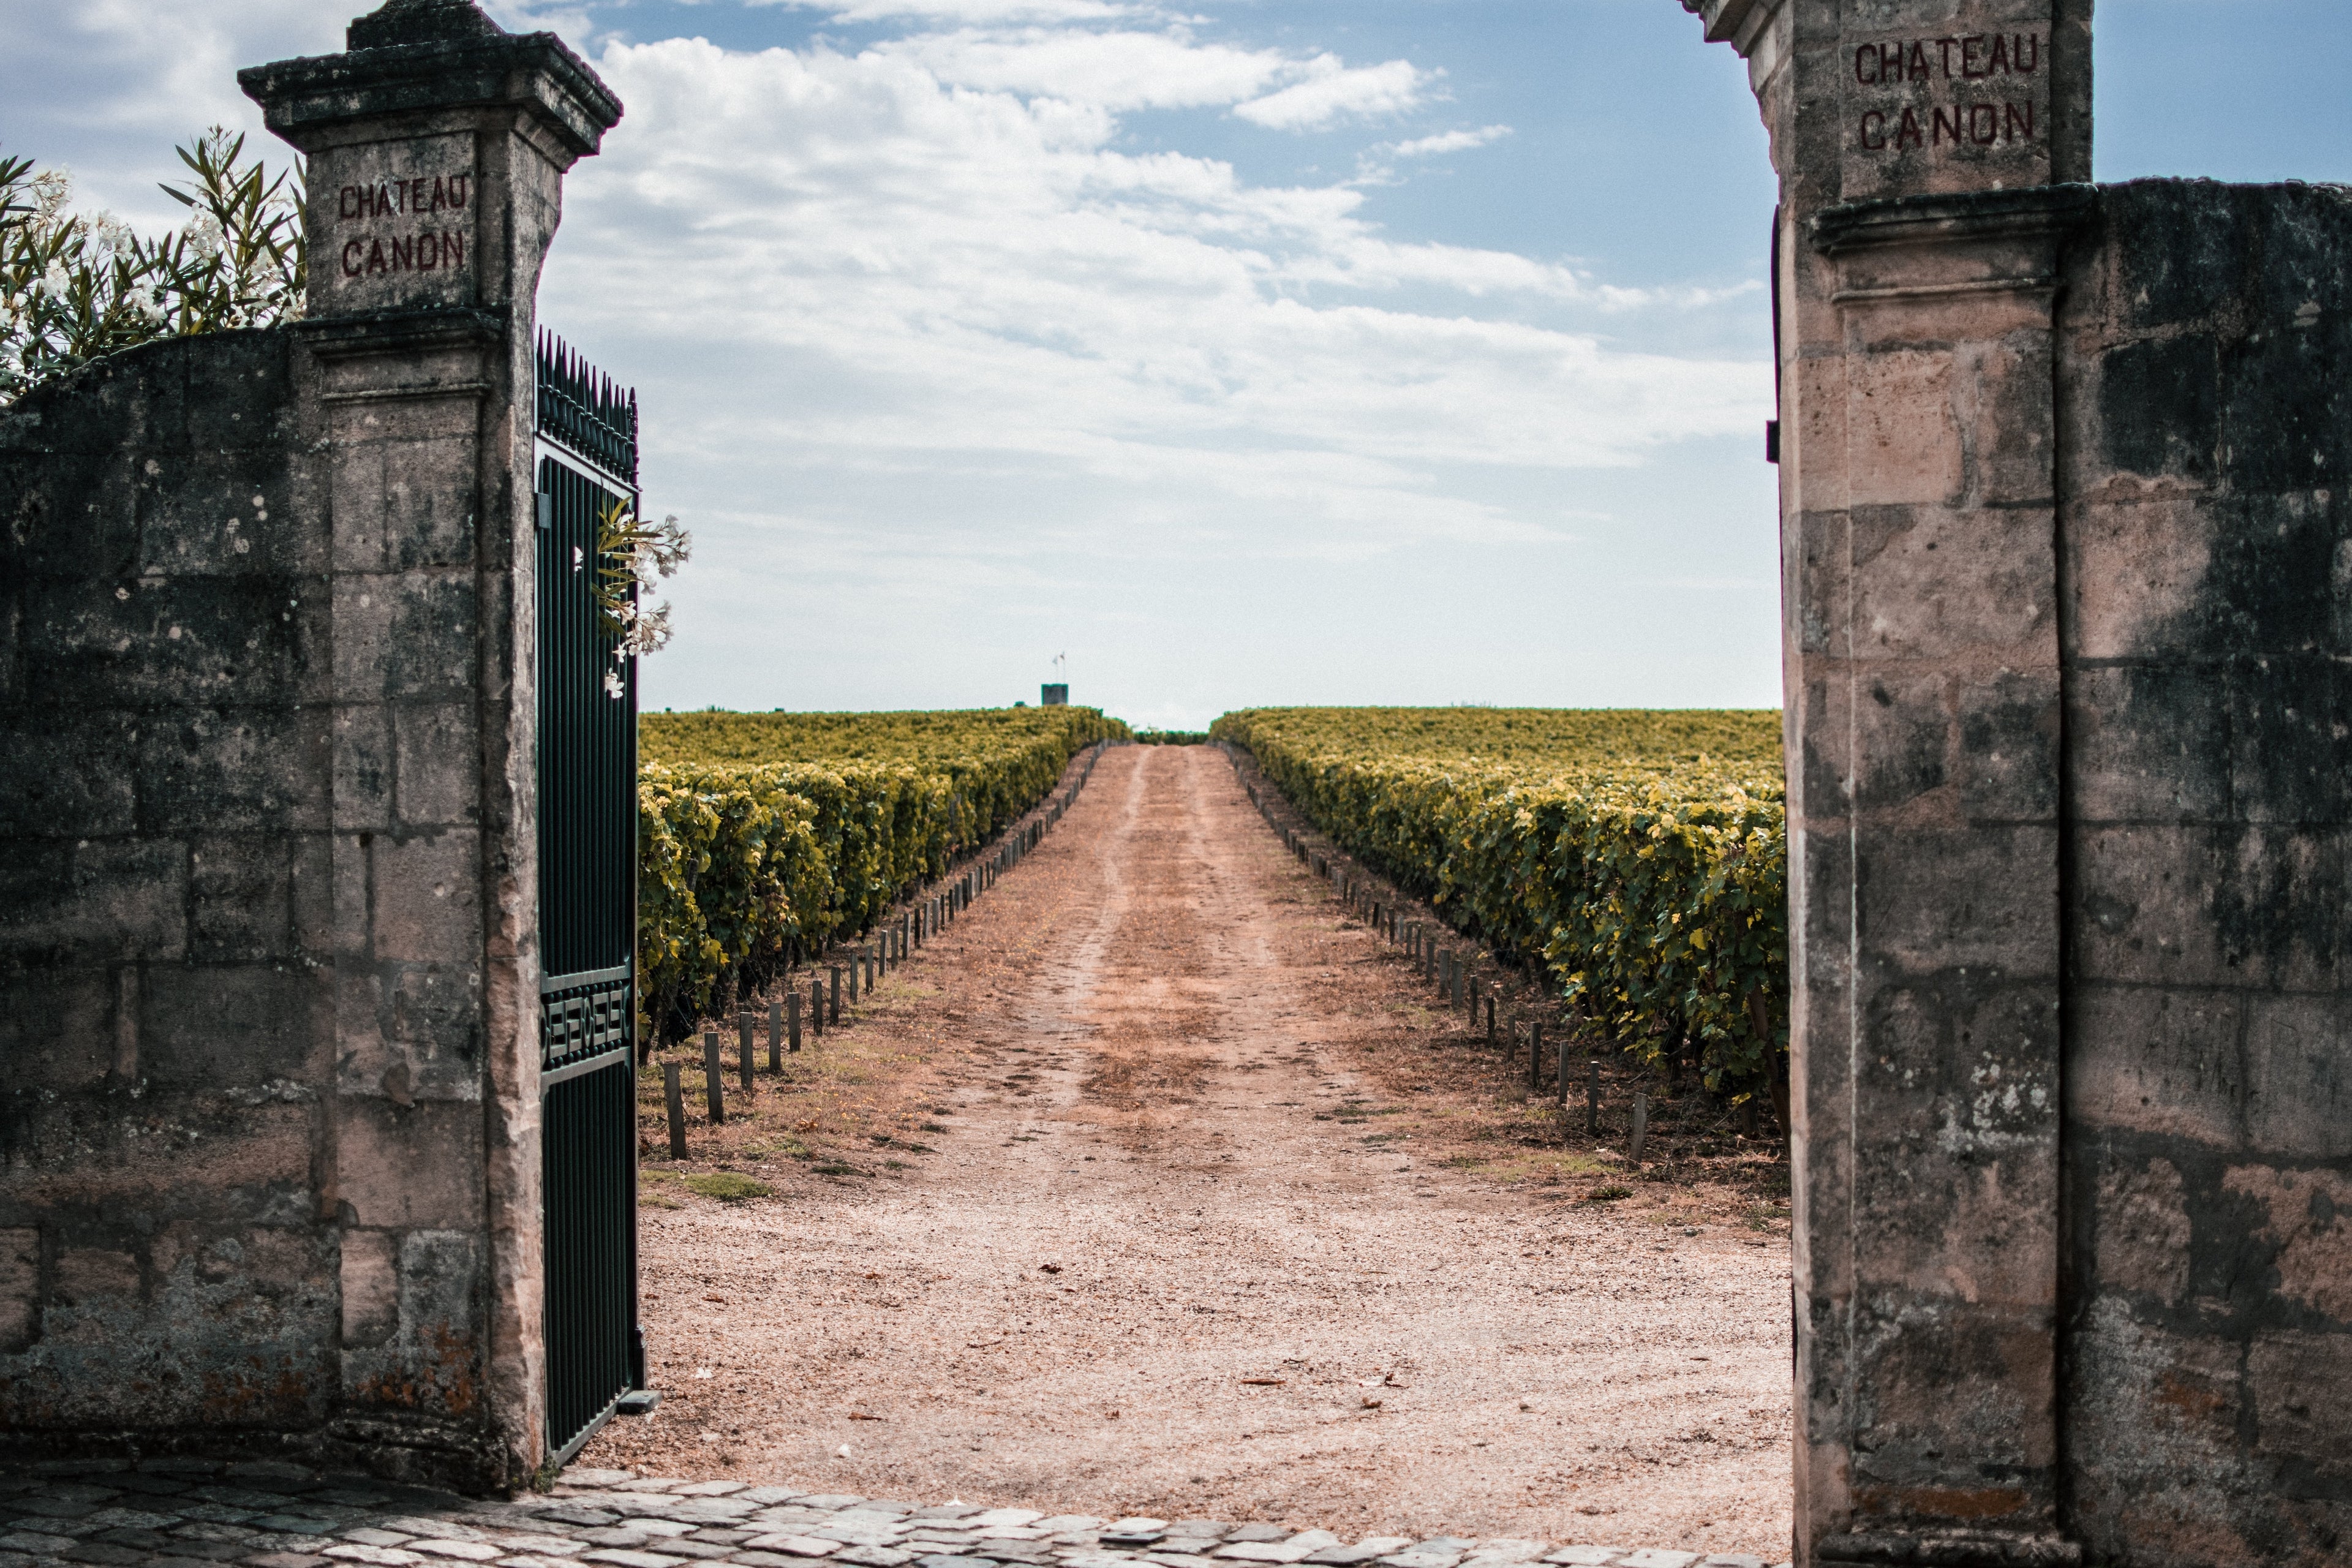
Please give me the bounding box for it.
[1847,504,2055,661]
[1855,971,2060,1153]
[290,832,335,959]
[329,434,390,574]
[331,429,481,575]
[395,704,481,828]
[138,448,316,577]
[2229,655,2351,826]
[2218,314,2347,496]
[0,589,17,709]
[2103,182,2260,334]
[334,1099,485,1231]
[2064,1299,2252,1564]
[1844,1298,2058,1491]
[371,829,483,966]
[333,573,479,705]
[337,963,484,1104]
[0,840,187,967]
[147,1223,337,1349]
[24,573,314,707]
[1842,351,1963,507]
[2064,495,2214,663]
[2220,1164,2352,1323]
[2249,1330,2352,1482]
[0,1085,311,1218]
[341,1231,399,1349]
[139,963,323,1090]
[51,1245,142,1313]
[1953,668,2059,823]
[2203,492,2348,660]
[1852,1142,2059,1313]
[1854,825,2058,976]
[167,326,300,453]
[387,964,486,1072]
[2066,984,2244,1147]
[304,131,482,318]
[2066,665,2231,824]
[334,832,374,959]
[1787,509,1852,660]
[1846,671,1950,816]
[2087,1152,2193,1305]
[0,710,138,840]
[2096,334,2218,483]
[333,1229,486,1422]
[2070,823,2345,991]
[139,706,331,835]
[0,971,116,1092]
[1792,674,1853,821]
[191,835,297,961]
[0,1227,38,1354]
[0,446,142,579]
[1959,335,2060,505]
[336,707,394,832]
[2242,992,2352,1160]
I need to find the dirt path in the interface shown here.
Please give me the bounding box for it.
[580,747,1792,1561]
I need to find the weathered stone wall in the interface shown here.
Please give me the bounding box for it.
[0,287,526,1496]
[2057,177,2352,1566]
[0,326,339,1438]
[0,0,619,1492]
[1689,4,2348,1564]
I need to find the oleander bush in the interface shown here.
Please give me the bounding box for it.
[2,130,305,404]
[1210,706,1787,1101]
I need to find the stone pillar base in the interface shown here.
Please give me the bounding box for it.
[1818,1532,2081,1567]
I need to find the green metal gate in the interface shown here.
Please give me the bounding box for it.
[535,331,646,1461]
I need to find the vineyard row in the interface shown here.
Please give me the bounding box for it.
[1208,709,1789,1104]
[635,708,1126,1044]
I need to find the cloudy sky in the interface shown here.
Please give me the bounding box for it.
[7,1,2350,727]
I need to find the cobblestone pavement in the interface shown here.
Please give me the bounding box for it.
[0,1464,1790,1568]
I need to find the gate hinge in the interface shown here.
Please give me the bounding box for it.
[535,493,553,530]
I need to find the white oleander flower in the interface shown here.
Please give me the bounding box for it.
[646,513,691,579]
[627,598,676,656]
[186,211,224,261]
[31,169,70,223]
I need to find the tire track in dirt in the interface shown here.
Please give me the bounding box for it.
[580,747,1791,1561]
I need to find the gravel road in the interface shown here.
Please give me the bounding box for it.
[578,745,1792,1562]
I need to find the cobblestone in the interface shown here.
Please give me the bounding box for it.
[0,1469,1786,1568]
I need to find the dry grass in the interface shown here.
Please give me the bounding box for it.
[631,971,987,1206]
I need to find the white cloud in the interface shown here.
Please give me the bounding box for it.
[756,0,1145,22]
[1385,123,1512,158]
[550,34,1757,499]
[0,0,342,224]
[878,28,1291,110]
[1233,55,1427,130]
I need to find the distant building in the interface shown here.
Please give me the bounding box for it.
[1041,683,1068,706]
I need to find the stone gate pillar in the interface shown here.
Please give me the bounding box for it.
[237,0,622,1482]
[1684,3,2094,1564]
[0,0,618,1488]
